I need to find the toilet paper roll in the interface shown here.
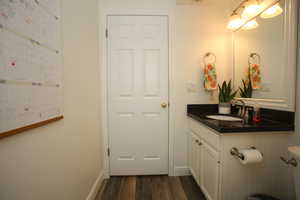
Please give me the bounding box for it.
[239,149,263,165]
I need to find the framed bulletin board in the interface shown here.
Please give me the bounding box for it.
[0,0,63,139]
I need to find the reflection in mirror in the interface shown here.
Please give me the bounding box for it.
[234,1,285,99]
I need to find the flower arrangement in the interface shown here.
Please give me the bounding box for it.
[218,80,238,114]
[239,76,253,98]
[218,80,238,103]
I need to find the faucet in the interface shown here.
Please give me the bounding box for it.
[231,99,247,122]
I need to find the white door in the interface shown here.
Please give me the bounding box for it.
[107,16,169,175]
[201,141,220,200]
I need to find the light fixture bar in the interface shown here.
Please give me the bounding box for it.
[231,0,281,32]
[232,0,254,15]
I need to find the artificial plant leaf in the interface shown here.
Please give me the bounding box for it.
[239,87,246,98]
[230,90,238,101]
[222,81,226,96]
[242,80,246,88]
[218,85,224,102]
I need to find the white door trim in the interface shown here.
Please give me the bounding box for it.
[98,7,176,178]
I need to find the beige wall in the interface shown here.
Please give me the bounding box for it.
[0,0,104,200]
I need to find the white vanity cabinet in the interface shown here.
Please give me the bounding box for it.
[188,120,220,200]
[200,141,220,200]
[188,132,201,185]
[187,118,295,200]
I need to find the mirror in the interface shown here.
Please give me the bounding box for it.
[233,0,297,111]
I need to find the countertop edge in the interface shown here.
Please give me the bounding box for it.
[187,113,295,134]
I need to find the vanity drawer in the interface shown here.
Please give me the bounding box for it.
[189,118,220,151]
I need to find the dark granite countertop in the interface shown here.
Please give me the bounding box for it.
[187,104,295,133]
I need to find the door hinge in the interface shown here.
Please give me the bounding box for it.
[107,148,110,156]
[105,29,108,38]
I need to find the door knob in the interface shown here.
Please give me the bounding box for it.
[161,103,168,108]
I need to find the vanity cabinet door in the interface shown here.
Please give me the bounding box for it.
[201,141,220,200]
[188,132,201,185]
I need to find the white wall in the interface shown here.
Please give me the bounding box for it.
[0,0,104,200]
[99,0,232,175]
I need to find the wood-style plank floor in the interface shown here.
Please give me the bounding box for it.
[95,176,206,200]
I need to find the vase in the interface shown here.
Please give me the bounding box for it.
[219,102,231,114]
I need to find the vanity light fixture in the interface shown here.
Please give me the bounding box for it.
[260,3,283,18]
[227,14,246,30]
[242,0,261,18]
[242,19,259,30]
[227,0,281,31]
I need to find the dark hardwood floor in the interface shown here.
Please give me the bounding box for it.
[95,176,206,200]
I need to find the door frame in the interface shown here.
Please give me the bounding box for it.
[98,10,176,178]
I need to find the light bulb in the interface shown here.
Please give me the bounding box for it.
[227,14,245,30]
[260,3,283,18]
[242,0,261,18]
[242,19,259,30]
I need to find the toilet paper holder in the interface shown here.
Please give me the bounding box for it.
[230,146,258,160]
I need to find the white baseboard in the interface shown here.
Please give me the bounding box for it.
[86,171,105,200]
[174,166,191,176]
[103,170,110,179]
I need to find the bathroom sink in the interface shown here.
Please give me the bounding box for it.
[206,115,243,121]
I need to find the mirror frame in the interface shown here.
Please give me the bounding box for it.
[233,0,298,111]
